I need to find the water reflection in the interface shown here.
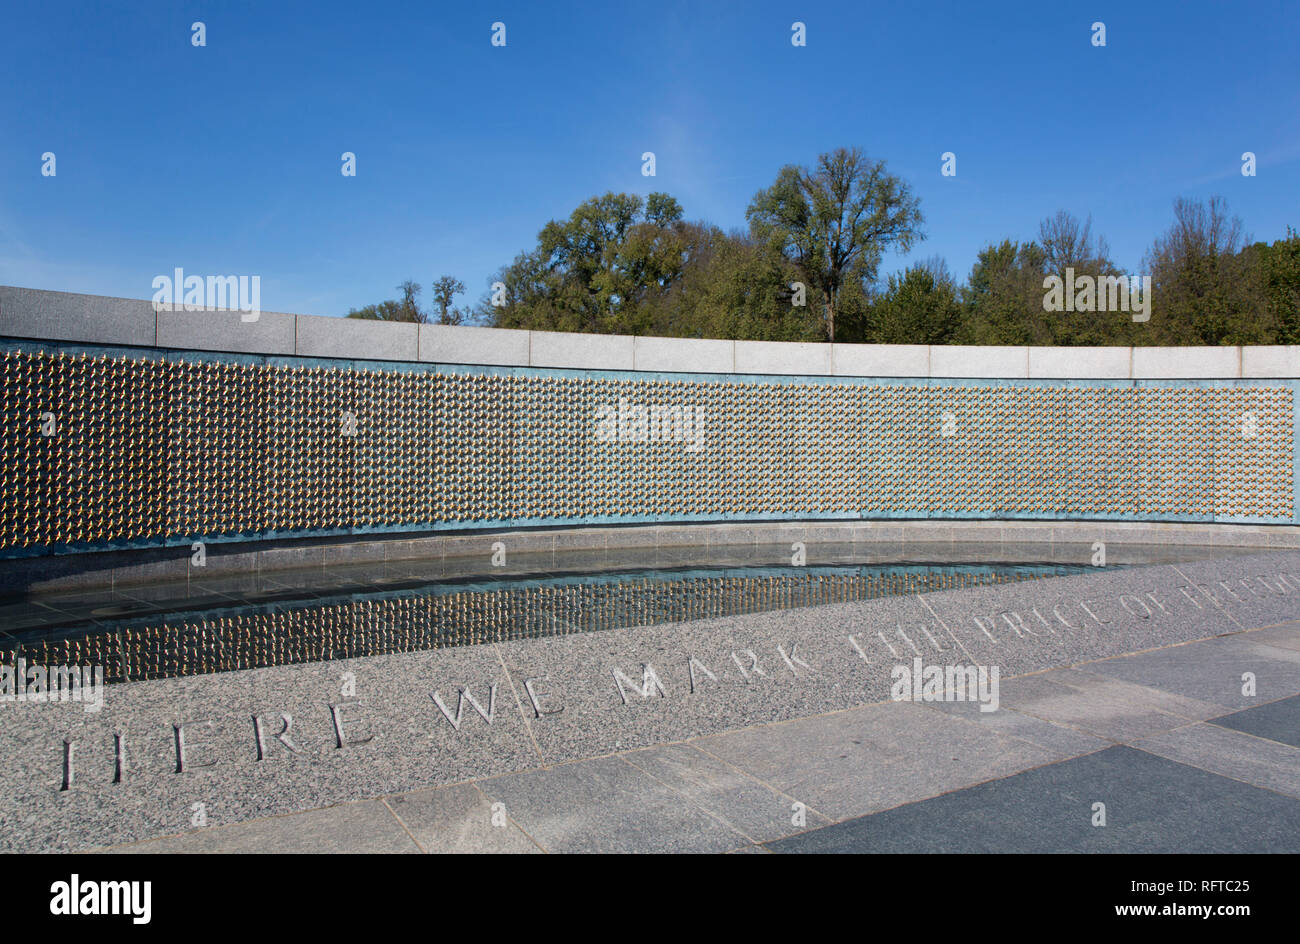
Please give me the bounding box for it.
[4,562,1097,684]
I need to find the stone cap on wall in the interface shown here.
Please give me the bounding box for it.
[3,284,1297,379]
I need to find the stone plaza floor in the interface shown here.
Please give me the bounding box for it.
[94,621,1300,854]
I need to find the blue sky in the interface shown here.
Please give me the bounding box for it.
[2,0,1297,317]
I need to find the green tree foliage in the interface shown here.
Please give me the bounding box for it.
[1141,196,1267,345]
[346,299,405,321]
[867,258,963,344]
[667,230,825,341]
[746,147,924,341]
[486,192,692,334]
[1253,227,1300,344]
[958,212,1145,345]
[959,239,1048,344]
[483,193,824,340]
[1041,212,1144,345]
[348,277,481,325]
[346,280,428,323]
[344,167,1294,348]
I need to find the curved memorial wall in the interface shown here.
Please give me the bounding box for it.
[2,286,1299,558]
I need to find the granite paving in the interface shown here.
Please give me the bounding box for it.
[1210,693,1300,748]
[765,746,1300,854]
[0,555,1292,853]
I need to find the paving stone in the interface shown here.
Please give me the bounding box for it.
[4,555,1292,853]
[917,700,1110,757]
[494,593,946,766]
[1133,722,1300,798]
[1210,694,1300,748]
[623,741,832,842]
[98,800,420,853]
[385,782,541,852]
[765,746,1300,854]
[1083,634,1300,710]
[1245,623,1300,652]
[994,667,1227,741]
[696,700,1061,821]
[475,755,748,853]
[241,645,543,805]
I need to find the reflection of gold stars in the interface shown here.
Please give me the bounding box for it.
[20,567,1043,682]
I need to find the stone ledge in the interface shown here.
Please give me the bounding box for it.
[8,287,1299,379]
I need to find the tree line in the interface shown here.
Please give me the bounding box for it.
[348,146,1300,346]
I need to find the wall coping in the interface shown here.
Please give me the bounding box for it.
[4,284,1298,379]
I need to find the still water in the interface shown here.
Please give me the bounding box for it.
[7,559,1094,683]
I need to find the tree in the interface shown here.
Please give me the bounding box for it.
[1142,196,1262,344]
[1036,211,1133,345]
[396,280,425,323]
[746,147,924,341]
[1252,228,1300,344]
[1039,210,1112,276]
[346,299,404,321]
[456,164,1295,347]
[431,275,466,325]
[486,191,699,334]
[678,229,825,341]
[348,281,429,323]
[960,239,1048,344]
[960,212,1136,346]
[868,258,962,344]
